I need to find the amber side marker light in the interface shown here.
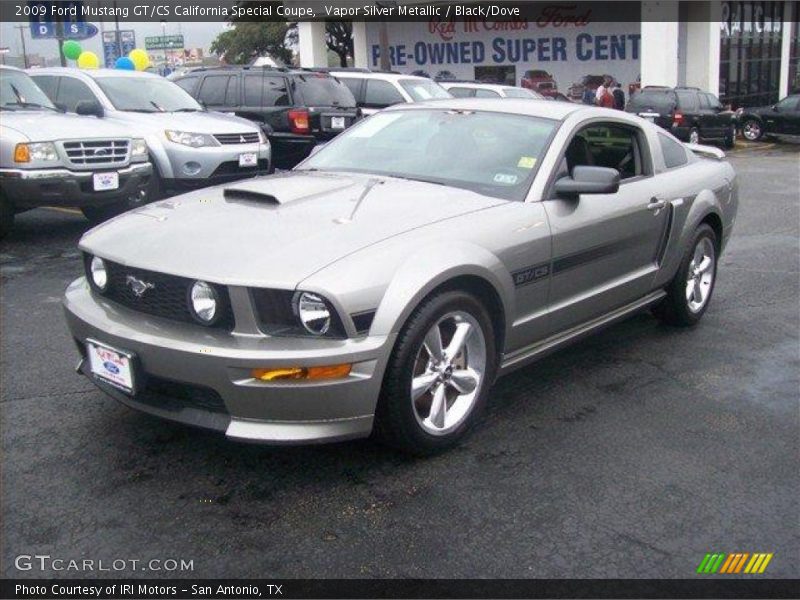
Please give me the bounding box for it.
[14,144,30,163]
[251,364,352,381]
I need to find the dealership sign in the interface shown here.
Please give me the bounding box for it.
[365,6,642,98]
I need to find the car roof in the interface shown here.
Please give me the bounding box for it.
[328,71,430,82]
[385,97,588,120]
[441,82,517,92]
[29,67,161,79]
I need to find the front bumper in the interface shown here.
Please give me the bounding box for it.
[0,162,151,209]
[64,277,393,444]
[161,142,271,190]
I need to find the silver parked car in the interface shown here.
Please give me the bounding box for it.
[0,66,151,237]
[30,68,270,199]
[64,99,738,454]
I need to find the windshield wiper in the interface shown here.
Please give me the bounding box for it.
[125,108,158,113]
[3,101,57,111]
[383,173,447,186]
[150,100,166,112]
[173,108,202,112]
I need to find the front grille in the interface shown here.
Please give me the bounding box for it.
[63,139,129,167]
[92,258,235,330]
[137,376,228,414]
[213,132,260,145]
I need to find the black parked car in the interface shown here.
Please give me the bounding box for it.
[626,86,736,148]
[737,94,800,141]
[173,67,361,169]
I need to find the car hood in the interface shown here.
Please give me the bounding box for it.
[80,171,506,288]
[107,110,260,134]
[0,111,133,142]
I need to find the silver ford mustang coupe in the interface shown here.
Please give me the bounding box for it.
[64,99,738,454]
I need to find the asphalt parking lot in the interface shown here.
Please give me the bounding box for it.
[1,143,798,579]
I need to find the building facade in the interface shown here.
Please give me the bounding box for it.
[297,1,798,108]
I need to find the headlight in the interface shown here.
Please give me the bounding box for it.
[189,281,218,324]
[165,130,218,148]
[257,129,268,144]
[294,292,331,335]
[89,256,108,292]
[131,138,148,157]
[14,142,58,163]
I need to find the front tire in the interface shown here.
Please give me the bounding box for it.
[653,224,718,327]
[374,290,498,455]
[741,118,763,141]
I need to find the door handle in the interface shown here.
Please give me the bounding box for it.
[647,198,667,212]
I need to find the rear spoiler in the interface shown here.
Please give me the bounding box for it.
[685,143,726,160]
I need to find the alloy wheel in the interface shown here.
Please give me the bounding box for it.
[743,120,762,141]
[410,311,487,436]
[686,237,716,313]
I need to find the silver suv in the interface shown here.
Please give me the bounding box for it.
[30,68,270,198]
[0,66,151,238]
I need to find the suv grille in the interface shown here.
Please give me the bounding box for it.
[214,132,260,145]
[90,258,235,330]
[63,139,129,167]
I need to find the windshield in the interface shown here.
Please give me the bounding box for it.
[504,87,540,99]
[0,70,57,111]
[95,76,202,112]
[299,109,557,200]
[293,75,356,107]
[399,79,452,101]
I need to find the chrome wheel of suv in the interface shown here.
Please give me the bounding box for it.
[742,119,763,141]
[411,311,487,436]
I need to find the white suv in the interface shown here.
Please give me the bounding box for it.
[327,70,451,115]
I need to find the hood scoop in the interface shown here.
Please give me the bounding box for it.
[223,187,280,205]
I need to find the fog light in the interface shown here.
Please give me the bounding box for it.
[182,161,202,176]
[251,364,352,381]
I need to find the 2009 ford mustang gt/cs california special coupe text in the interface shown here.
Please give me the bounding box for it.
[64,99,738,454]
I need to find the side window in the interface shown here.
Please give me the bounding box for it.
[339,78,362,102]
[174,76,199,96]
[564,123,648,180]
[363,79,405,108]
[676,91,698,112]
[243,75,289,107]
[32,75,59,102]
[776,96,799,110]
[56,77,97,112]
[448,87,475,98]
[698,94,711,109]
[659,133,689,169]
[704,93,722,110]
[225,75,240,106]
[475,88,501,98]
[198,75,230,106]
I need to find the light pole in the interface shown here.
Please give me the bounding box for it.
[14,25,28,69]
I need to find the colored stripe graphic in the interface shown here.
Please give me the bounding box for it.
[699,553,774,574]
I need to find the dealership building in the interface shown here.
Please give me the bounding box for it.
[297,1,799,107]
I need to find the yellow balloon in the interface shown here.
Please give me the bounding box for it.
[128,49,150,71]
[76,51,100,69]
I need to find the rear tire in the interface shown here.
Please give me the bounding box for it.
[0,194,14,240]
[653,224,718,327]
[724,125,736,149]
[374,289,498,455]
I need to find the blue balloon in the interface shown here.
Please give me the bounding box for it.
[115,57,135,70]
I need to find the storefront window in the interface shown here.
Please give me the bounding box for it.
[720,1,785,108]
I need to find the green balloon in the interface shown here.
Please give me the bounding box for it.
[63,40,82,61]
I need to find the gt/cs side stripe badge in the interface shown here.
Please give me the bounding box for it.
[512,263,550,287]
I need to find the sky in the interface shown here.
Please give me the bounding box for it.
[0,21,227,62]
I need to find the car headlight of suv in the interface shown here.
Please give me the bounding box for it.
[131,138,148,158]
[14,142,58,163]
[165,130,218,148]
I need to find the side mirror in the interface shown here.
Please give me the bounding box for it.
[553,166,620,198]
[75,100,104,118]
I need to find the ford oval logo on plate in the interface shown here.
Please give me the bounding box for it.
[103,361,120,374]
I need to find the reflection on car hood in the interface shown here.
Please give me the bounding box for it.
[80,171,506,288]
[0,111,135,142]
[108,109,260,134]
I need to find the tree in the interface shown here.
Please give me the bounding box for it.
[210,22,293,65]
[324,21,353,68]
